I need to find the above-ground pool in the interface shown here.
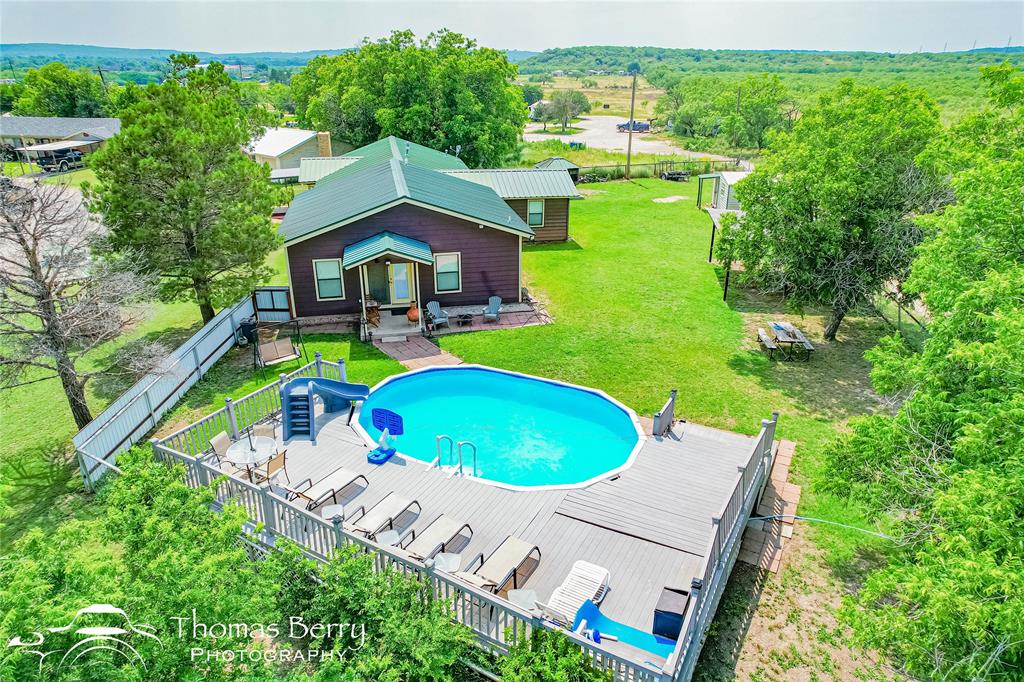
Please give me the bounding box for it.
[355,366,644,489]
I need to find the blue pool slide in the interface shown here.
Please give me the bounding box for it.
[281,378,370,441]
[573,600,676,660]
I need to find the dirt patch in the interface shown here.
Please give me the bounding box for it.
[653,195,688,203]
[576,188,607,196]
[695,527,902,682]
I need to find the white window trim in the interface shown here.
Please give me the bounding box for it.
[433,252,463,294]
[312,258,345,301]
[527,199,545,227]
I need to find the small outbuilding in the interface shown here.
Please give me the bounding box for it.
[696,171,751,211]
[534,156,580,183]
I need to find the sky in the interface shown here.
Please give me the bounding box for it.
[1,0,1021,54]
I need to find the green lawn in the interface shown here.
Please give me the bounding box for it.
[43,167,97,188]
[2,160,41,176]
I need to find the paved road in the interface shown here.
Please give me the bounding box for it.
[524,115,735,162]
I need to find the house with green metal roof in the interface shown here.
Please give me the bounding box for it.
[278,136,577,338]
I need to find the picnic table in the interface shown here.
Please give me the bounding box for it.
[760,321,815,361]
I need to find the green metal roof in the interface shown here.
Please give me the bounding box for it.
[534,156,579,171]
[441,169,581,199]
[316,136,468,186]
[279,158,533,243]
[342,231,433,269]
[299,156,359,183]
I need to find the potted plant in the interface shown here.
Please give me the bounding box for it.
[406,301,419,323]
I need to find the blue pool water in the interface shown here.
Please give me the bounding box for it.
[357,367,641,488]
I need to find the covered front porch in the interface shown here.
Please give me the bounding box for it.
[344,231,434,341]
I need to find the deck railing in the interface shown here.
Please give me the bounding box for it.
[152,368,777,682]
[149,438,663,680]
[665,412,778,680]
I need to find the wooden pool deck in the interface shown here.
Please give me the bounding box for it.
[272,408,761,632]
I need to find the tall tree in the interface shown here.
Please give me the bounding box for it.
[87,55,282,323]
[0,179,153,429]
[728,80,942,339]
[823,65,1024,680]
[12,62,108,117]
[548,90,591,131]
[295,30,527,167]
[720,74,796,149]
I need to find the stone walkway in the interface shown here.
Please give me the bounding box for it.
[739,439,801,573]
[372,335,462,369]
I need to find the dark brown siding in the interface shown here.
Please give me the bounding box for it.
[506,198,570,242]
[286,203,521,317]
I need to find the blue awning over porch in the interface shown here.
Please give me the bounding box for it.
[341,231,434,269]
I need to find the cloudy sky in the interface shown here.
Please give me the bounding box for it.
[1,1,1020,54]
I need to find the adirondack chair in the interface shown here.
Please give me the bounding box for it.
[426,301,450,329]
[482,296,502,323]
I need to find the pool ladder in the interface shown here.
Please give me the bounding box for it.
[434,435,477,477]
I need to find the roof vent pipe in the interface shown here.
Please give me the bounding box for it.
[404,141,410,163]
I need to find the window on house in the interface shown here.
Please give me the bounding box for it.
[313,259,344,300]
[527,199,545,227]
[434,253,462,293]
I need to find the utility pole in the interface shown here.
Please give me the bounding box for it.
[625,69,638,180]
[95,66,107,89]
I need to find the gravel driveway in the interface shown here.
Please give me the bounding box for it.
[524,115,734,161]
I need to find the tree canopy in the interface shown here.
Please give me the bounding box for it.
[12,62,108,117]
[292,30,527,167]
[725,79,942,339]
[548,89,591,131]
[823,64,1024,680]
[87,55,282,323]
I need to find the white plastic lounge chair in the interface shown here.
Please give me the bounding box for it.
[482,296,502,323]
[286,468,369,510]
[454,535,541,593]
[426,301,450,329]
[348,492,422,539]
[536,560,610,626]
[399,514,473,560]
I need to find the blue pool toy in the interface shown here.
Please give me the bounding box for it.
[367,409,403,464]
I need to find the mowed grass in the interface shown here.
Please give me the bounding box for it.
[440,180,889,563]
[516,139,715,169]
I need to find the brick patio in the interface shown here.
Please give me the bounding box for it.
[738,439,801,573]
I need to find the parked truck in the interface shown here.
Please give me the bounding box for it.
[616,120,651,133]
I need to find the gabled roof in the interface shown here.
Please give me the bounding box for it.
[441,168,581,199]
[0,116,121,139]
[342,231,433,269]
[248,127,318,157]
[279,158,533,244]
[316,136,468,185]
[299,156,359,183]
[535,156,579,171]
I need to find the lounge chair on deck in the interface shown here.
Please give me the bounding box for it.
[426,301,450,329]
[285,468,368,510]
[454,535,541,593]
[398,514,473,560]
[482,296,502,322]
[348,492,421,539]
[536,560,610,626]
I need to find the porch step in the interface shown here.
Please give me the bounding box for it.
[377,335,409,343]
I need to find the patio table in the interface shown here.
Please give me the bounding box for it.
[769,321,814,361]
[433,552,462,573]
[225,436,276,481]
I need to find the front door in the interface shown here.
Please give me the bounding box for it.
[388,263,412,305]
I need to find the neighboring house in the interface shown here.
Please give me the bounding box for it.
[528,99,550,120]
[0,115,121,162]
[696,170,751,211]
[278,136,578,328]
[534,155,580,183]
[248,127,331,169]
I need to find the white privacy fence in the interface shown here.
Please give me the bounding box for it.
[74,296,255,489]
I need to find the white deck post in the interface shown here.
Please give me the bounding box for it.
[225,397,240,440]
[337,358,347,382]
[314,351,323,377]
[260,486,277,534]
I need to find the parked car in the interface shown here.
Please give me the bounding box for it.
[38,149,85,173]
[617,121,651,133]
